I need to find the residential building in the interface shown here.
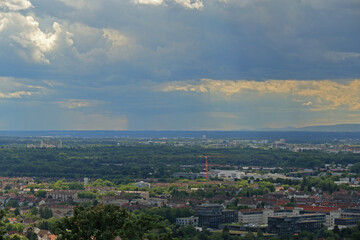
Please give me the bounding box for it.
[46,190,79,201]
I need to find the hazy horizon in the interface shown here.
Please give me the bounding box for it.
[1,123,360,132]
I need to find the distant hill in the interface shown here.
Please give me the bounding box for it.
[261,124,360,132]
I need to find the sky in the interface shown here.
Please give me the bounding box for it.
[0,0,359,130]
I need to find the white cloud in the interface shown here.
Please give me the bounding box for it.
[174,0,204,9]
[0,0,135,66]
[132,0,165,6]
[325,51,360,62]
[0,8,133,65]
[0,90,33,99]
[0,76,47,99]
[64,23,134,65]
[0,17,8,31]
[103,28,128,48]
[0,12,73,64]
[57,99,101,109]
[302,101,312,106]
[0,0,32,11]
[162,78,360,111]
[133,0,204,9]
[102,28,133,60]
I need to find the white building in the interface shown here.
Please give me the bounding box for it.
[239,208,300,225]
[134,181,151,188]
[84,178,89,186]
[238,209,264,225]
[213,170,246,179]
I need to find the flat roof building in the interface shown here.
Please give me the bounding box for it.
[268,214,326,235]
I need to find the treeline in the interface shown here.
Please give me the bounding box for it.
[0,146,360,181]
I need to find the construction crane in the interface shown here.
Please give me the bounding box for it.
[200,155,231,180]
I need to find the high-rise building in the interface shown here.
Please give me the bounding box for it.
[194,204,223,229]
[84,178,89,186]
[194,204,238,229]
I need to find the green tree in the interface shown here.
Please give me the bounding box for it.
[39,207,53,219]
[0,210,7,240]
[30,207,38,216]
[68,182,84,190]
[285,197,295,207]
[5,200,19,208]
[52,180,69,190]
[25,228,38,240]
[256,229,264,238]
[175,224,198,238]
[14,208,20,216]
[222,226,231,240]
[77,191,97,199]
[54,204,166,240]
[38,220,49,230]
[7,234,27,240]
[244,232,255,240]
[89,179,115,187]
[35,190,46,198]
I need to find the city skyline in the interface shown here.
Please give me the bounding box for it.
[0,0,359,130]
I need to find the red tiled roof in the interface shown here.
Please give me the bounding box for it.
[238,208,264,213]
[49,235,57,240]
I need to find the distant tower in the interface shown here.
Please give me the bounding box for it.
[84,178,89,186]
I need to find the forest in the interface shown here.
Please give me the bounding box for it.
[0,145,359,182]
